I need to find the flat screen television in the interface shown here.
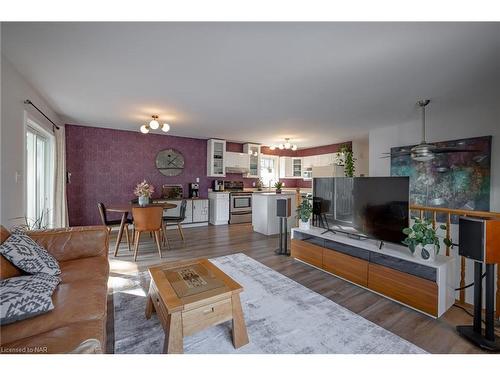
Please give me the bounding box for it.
[312,177,410,244]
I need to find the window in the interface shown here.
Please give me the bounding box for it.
[26,118,55,228]
[260,156,279,188]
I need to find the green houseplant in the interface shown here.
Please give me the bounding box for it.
[402,217,452,260]
[297,200,313,230]
[274,181,283,194]
[336,145,356,177]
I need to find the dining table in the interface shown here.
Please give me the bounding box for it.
[107,202,177,256]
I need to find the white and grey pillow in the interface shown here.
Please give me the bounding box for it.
[0,274,61,325]
[0,234,60,276]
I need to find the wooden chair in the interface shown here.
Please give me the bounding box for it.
[97,202,132,251]
[132,206,164,261]
[162,200,187,245]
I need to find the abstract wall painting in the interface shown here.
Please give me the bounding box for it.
[390,136,491,218]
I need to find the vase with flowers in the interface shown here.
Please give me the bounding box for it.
[134,180,155,206]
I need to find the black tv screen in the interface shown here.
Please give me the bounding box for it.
[312,177,409,244]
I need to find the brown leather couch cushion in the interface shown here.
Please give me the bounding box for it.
[0,319,106,354]
[27,226,109,262]
[0,226,110,353]
[0,276,108,345]
[59,257,109,284]
[0,226,23,280]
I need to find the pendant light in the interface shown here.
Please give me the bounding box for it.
[269,138,298,151]
[139,115,171,134]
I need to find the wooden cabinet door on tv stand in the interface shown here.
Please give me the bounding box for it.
[291,239,323,268]
[322,249,368,287]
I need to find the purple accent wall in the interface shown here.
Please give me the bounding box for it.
[65,125,257,226]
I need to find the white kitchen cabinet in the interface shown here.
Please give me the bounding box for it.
[319,153,335,166]
[208,192,230,225]
[302,155,313,169]
[279,157,292,178]
[207,139,226,177]
[243,143,261,178]
[292,157,302,177]
[192,199,209,223]
[280,156,303,178]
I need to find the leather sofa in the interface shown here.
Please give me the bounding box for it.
[0,225,109,354]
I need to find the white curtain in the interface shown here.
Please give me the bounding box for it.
[53,124,68,227]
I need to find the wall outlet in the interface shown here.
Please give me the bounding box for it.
[15,171,22,184]
[196,177,199,183]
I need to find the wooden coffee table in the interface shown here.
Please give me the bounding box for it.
[145,258,249,353]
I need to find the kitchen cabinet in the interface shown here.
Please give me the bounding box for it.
[207,139,226,177]
[280,156,303,178]
[243,143,261,178]
[279,157,292,178]
[192,199,209,223]
[208,192,230,225]
[292,158,302,177]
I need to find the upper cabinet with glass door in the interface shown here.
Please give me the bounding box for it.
[207,139,226,177]
[243,143,261,178]
[292,158,302,177]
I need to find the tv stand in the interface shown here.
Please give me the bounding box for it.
[290,227,455,318]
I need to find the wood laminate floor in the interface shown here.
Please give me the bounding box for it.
[107,223,496,354]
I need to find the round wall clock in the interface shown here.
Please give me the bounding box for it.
[155,149,185,176]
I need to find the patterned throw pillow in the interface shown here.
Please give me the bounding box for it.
[0,234,61,276]
[0,274,61,325]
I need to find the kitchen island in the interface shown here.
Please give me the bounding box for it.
[252,191,296,235]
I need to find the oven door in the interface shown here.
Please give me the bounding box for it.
[230,195,252,212]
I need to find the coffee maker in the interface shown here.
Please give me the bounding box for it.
[212,180,224,192]
[189,183,200,198]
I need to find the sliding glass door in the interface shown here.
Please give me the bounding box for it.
[26,120,54,228]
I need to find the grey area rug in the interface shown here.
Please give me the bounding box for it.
[112,253,426,354]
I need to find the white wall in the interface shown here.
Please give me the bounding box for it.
[368,99,499,305]
[352,136,369,177]
[0,52,62,227]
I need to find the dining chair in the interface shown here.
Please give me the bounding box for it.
[162,199,187,244]
[131,206,164,261]
[97,202,132,251]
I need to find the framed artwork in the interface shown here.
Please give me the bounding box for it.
[391,136,491,219]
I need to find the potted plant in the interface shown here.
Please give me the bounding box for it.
[134,180,155,206]
[274,181,283,194]
[402,217,452,260]
[297,200,313,230]
[336,144,356,177]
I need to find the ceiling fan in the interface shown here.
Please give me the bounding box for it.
[382,99,478,161]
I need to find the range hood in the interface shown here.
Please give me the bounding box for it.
[225,166,250,174]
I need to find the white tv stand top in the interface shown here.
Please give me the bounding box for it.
[291,227,454,269]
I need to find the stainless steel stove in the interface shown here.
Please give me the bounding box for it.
[225,181,252,224]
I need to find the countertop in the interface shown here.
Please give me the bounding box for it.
[253,191,296,196]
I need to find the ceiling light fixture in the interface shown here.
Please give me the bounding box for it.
[149,115,160,130]
[140,115,171,134]
[270,138,298,151]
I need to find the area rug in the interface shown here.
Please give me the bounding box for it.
[112,253,426,354]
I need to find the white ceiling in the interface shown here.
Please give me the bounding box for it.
[2,22,499,147]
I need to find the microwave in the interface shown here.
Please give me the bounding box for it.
[302,168,312,179]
